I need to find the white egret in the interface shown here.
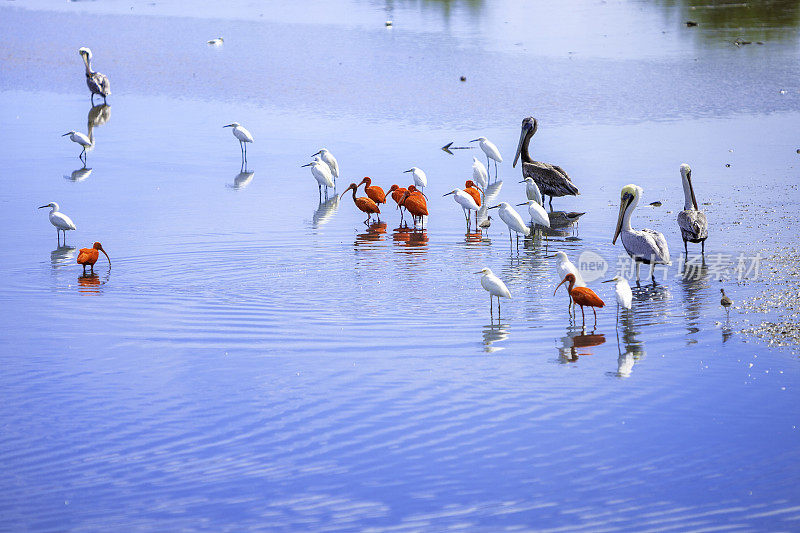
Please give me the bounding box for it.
[472,156,488,189]
[602,276,633,321]
[223,122,253,165]
[488,201,530,248]
[470,136,502,179]
[443,188,480,231]
[78,47,110,104]
[403,167,427,190]
[613,184,671,283]
[38,202,76,244]
[207,37,224,45]
[677,163,709,255]
[547,251,586,315]
[62,130,93,164]
[515,200,550,231]
[312,148,339,186]
[302,156,335,199]
[475,267,511,318]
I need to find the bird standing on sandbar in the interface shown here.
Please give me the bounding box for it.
[39,202,76,245]
[79,47,110,104]
[676,163,709,255]
[77,242,110,274]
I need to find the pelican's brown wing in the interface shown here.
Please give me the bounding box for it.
[522,161,579,197]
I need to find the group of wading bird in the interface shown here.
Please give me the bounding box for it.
[50,47,731,324]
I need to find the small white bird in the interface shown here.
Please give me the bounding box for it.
[475,267,511,318]
[403,167,427,190]
[472,156,488,189]
[223,122,254,165]
[515,200,550,231]
[549,251,586,316]
[470,136,502,179]
[443,188,480,230]
[62,130,93,163]
[207,37,224,45]
[302,156,335,198]
[603,275,633,320]
[488,201,529,248]
[312,148,339,185]
[38,202,77,244]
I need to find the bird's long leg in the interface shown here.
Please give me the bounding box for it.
[91,264,95,274]
[508,228,512,248]
[635,262,641,284]
[91,93,95,105]
[497,295,501,317]
[489,294,493,320]
[593,307,597,327]
[683,239,688,255]
[82,264,86,275]
[701,240,705,255]
[568,295,572,317]
[549,196,554,211]
[581,306,585,325]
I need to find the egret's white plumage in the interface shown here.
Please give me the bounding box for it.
[39,202,76,243]
[224,122,253,165]
[444,188,480,229]
[519,176,544,205]
[489,202,530,240]
[472,157,488,189]
[313,148,339,182]
[62,130,93,162]
[302,156,335,196]
[476,267,511,317]
[613,184,671,282]
[553,251,586,288]
[603,276,633,316]
[471,136,502,163]
[516,200,550,229]
[207,37,224,45]
[403,167,427,189]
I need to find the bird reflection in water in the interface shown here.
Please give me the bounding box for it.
[679,256,709,344]
[311,194,339,229]
[87,103,111,134]
[78,271,109,294]
[464,231,483,244]
[610,312,646,378]
[483,180,503,205]
[392,227,428,249]
[51,246,76,268]
[356,221,387,244]
[483,322,510,352]
[64,167,93,182]
[557,322,605,363]
[229,170,255,190]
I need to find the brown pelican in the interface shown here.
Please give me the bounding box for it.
[613,184,671,283]
[676,164,708,254]
[79,48,110,104]
[513,117,578,209]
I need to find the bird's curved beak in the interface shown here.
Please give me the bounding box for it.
[443,191,455,197]
[488,204,500,210]
[61,132,71,137]
[100,248,111,266]
[613,193,633,244]
[553,277,568,296]
[301,163,312,167]
[38,205,49,209]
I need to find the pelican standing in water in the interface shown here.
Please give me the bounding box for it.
[676,163,708,255]
[471,137,502,179]
[302,156,335,199]
[403,167,427,191]
[613,184,671,283]
[223,122,253,166]
[39,202,76,244]
[513,117,578,210]
[78,48,110,104]
[62,130,93,164]
[472,157,488,189]
[475,267,511,319]
[312,148,339,187]
[488,202,530,248]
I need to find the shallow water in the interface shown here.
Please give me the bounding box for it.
[2,1,800,530]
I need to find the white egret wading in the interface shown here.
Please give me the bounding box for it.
[39,202,76,245]
[312,149,339,187]
[603,275,633,321]
[613,184,671,283]
[488,201,530,249]
[403,167,427,190]
[516,178,550,233]
[79,47,110,104]
[223,123,253,166]
[677,163,708,255]
[471,137,502,180]
[62,130,93,164]
[302,156,335,199]
[472,157,488,189]
[475,267,511,318]
[443,188,480,232]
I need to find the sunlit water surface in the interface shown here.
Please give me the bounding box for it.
[1,1,800,530]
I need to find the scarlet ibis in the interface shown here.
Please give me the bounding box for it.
[403,167,427,190]
[77,242,110,274]
[223,122,253,166]
[546,251,586,316]
[475,267,511,319]
[464,180,483,207]
[400,185,428,228]
[555,273,605,326]
[386,184,408,223]
[341,182,381,224]
[39,202,76,245]
[470,137,502,179]
[358,177,387,205]
[602,276,633,321]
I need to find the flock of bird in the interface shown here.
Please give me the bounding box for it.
[46,46,730,326]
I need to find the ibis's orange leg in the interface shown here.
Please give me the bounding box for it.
[580,305,585,325]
